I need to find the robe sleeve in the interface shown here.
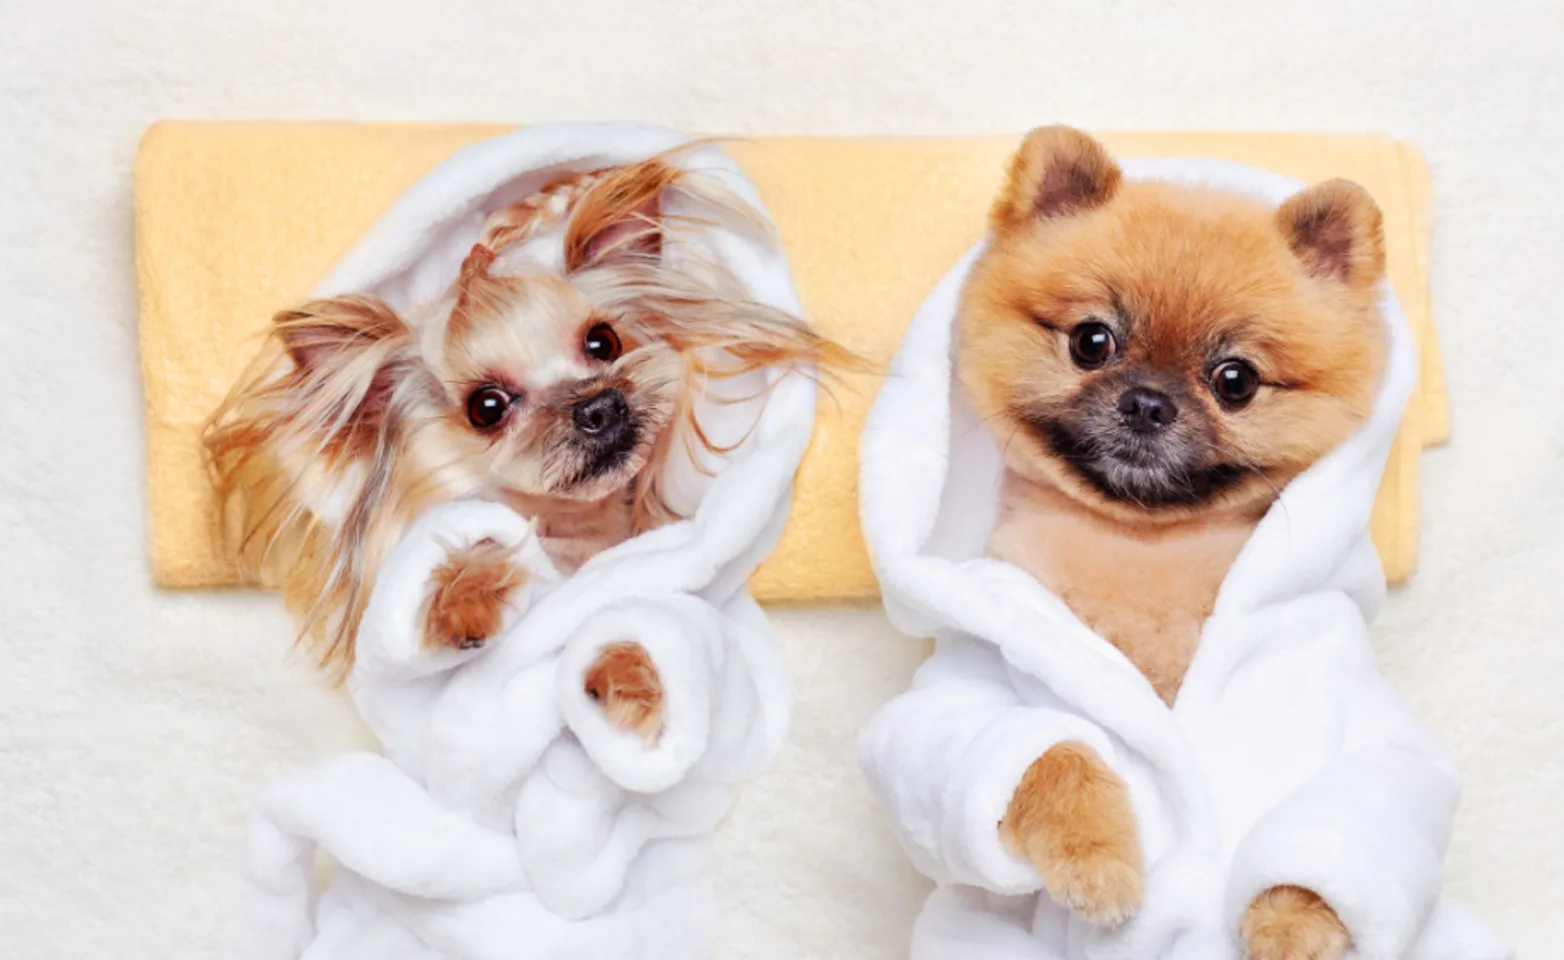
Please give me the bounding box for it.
[555,594,734,794]
[1225,667,1459,959]
[859,633,1122,894]
[353,500,557,682]
[234,753,524,960]
[521,593,791,919]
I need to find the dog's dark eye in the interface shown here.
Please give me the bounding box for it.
[466,385,514,430]
[1068,322,1117,370]
[583,323,622,363]
[1210,360,1260,407]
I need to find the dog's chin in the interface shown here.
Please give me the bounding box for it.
[1078,457,1243,508]
[550,428,654,502]
[1034,420,1244,511]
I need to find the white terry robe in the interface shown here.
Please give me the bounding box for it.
[231,124,813,960]
[857,158,1512,960]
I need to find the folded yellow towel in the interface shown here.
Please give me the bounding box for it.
[135,125,1444,600]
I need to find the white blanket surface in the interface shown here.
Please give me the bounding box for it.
[232,124,814,960]
[857,160,1514,960]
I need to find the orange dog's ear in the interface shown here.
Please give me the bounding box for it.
[1276,179,1386,290]
[991,125,1123,238]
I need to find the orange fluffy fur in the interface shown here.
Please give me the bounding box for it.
[1240,886,1350,960]
[206,147,847,718]
[583,642,665,744]
[969,128,1384,948]
[999,742,1144,926]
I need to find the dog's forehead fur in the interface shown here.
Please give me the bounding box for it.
[1003,187,1314,347]
[438,275,600,393]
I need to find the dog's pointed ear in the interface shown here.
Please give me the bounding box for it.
[1276,179,1386,290]
[578,194,662,267]
[991,126,1122,238]
[565,160,685,272]
[276,295,406,372]
[273,295,414,427]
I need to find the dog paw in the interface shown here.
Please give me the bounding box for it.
[583,642,664,744]
[421,538,526,651]
[1035,838,1144,927]
[1001,741,1144,927]
[1240,886,1350,960]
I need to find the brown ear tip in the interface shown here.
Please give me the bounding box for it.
[1290,178,1381,217]
[1315,176,1374,197]
[1024,125,1114,165]
[1021,123,1101,150]
[1318,178,1382,218]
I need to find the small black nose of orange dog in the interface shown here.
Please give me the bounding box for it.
[1118,387,1178,433]
[573,388,629,440]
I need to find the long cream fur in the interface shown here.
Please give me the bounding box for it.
[206,147,849,677]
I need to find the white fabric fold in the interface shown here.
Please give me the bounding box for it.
[858,158,1511,960]
[231,123,812,960]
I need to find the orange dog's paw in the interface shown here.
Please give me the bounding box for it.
[421,538,526,652]
[583,642,664,744]
[1000,741,1144,927]
[1241,886,1350,960]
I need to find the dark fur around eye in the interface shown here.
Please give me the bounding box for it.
[1068,321,1117,369]
[466,384,515,430]
[1210,359,1260,407]
[583,322,623,363]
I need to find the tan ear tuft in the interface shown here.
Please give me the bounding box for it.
[564,159,683,272]
[274,294,409,373]
[992,126,1122,237]
[205,293,425,677]
[1276,179,1386,289]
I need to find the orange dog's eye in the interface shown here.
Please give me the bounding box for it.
[466,385,514,430]
[1210,359,1260,407]
[1068,322,1117,370]
[583,323,622,363]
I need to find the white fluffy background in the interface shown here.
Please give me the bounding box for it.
[0,1,1558,956]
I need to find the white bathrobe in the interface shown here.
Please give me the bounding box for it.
[857,159,1512,960]
[232,124,813,960]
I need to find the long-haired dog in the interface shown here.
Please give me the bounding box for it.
[958,127,1388,958]
[207,149,840,740]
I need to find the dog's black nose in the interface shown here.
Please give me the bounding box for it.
[1117,387,1178,433]
[572,388,629,440]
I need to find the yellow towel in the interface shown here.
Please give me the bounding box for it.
[135,124,1444,599]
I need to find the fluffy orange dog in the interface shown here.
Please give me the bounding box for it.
[958,127,1387,959]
